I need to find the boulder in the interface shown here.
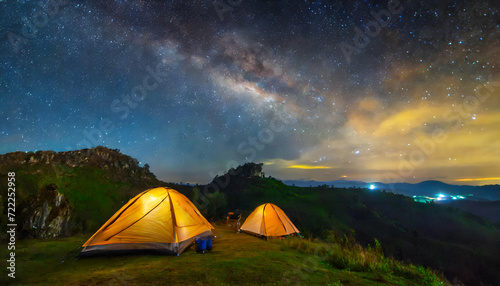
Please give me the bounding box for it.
[28,184,72,238]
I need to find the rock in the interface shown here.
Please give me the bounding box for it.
[29,155,37,164]
[28,184,72,238]
[235,162,264,178]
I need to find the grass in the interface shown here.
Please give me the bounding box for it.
[1,224,448,286]
[277,235,447,286]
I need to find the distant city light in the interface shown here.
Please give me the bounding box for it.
[413,194,467,204]
[369,184,375,190]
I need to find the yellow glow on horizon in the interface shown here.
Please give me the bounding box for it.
[455,177,500,182]
[287,165,332,170]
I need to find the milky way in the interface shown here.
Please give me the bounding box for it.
[1,0,499,185]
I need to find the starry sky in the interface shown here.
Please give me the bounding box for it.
[1,0,499,185]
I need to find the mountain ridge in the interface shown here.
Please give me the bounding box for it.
[283,178,500,201]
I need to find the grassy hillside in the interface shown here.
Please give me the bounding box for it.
[0,225,446,286]
[196,164,499,285]
[0,147,163,237]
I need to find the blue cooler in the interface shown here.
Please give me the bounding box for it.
[195,237,207,253]
[206,237,213,251]
[195,237,213,253]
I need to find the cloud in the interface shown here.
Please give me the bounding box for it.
[287,165,332,170]
[373,103,445,137]
[271,81,500,184]
[455,177,500,182]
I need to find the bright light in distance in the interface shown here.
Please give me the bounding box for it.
[369,184,375,190]
[438,194,446,197]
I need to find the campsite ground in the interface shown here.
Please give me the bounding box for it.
[2,224,441,285]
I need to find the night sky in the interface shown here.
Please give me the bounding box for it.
[1,0,499,185]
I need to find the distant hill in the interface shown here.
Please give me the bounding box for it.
[283,179,500,228]
[283,179,500,201]
[435,199,500,227]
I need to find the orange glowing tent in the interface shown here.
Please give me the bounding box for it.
[240,203,300,237]
[79,187,214,256]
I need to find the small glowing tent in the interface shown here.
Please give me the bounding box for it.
[79,187,214,256]
[240,203,300,237]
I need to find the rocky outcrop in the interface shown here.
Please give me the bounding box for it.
[0,146,157,182]
[27,184,71,238]
[228,162,264,179]
[0,146,160,238]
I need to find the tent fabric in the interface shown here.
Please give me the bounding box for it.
[79,187,214,256]
[240,203,300,237]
